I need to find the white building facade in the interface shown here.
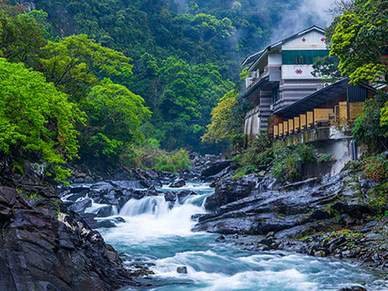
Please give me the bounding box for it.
[242,26,328,137]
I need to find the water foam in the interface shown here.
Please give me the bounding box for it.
[104,194,206,243]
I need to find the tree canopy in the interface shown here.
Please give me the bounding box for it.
[202,90,240,144]
[329,0,387,85]
[0,58,83,180]
[80,79,151,164]
[39,34,133,100]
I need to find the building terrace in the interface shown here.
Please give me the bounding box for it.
[271,78,375,145]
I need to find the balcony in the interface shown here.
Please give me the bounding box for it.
[245,65,281,90]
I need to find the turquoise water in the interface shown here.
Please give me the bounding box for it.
[100,183,387,291]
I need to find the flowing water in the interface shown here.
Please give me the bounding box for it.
[99,183,387,291]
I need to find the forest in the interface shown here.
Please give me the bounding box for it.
[0,1,387,290]
[0,0,307,178]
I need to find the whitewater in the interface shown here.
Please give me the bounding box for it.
[98,183,386,290]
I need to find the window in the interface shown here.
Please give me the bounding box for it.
[282,50,328,65]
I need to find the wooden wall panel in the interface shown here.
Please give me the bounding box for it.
[307,111,314,127]
[349,102,364,121]
[279,123,283,136]
[288,119,294,133]
[300,114,307,129]
[294,117,300,131]
[314,108,333,124]
[283,121,289,135]
[274,125,279,138]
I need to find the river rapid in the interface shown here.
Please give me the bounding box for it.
[96,182,387,291]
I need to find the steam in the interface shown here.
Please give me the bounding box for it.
[270,0,336,42]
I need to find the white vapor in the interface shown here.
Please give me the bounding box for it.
[270,0,336,42]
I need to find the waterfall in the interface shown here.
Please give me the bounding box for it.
[119,196,170,217]
[107,192,208,242]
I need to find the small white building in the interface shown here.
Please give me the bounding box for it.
[242,25,328,136]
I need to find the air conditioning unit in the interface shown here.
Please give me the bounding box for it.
[270,104,274,110]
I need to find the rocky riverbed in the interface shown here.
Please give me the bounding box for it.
[195,161,388,271]
[0,154,387,290]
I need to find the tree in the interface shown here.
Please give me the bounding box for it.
[352,93,388,153]
[80,79,151,164]
[312,56,342,83]
[202,90,239,144]
[0,10,48,67]
[39,34,133,100]
[329,0,387,85]
[156,56,233,150]
[0,58,83,180]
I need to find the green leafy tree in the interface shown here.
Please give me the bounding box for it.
[0,58,83,180]
[156,56,233,150]
[0,10,48,66]
[39,34,133,100]
[80,79,151,164]
[202,90,240,144]
[312,56,342,83]
[329,0,387,85]
[352,93,388,153]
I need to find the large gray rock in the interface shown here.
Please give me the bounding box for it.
[68,198,92,214]
[0,186,139,291]
[201,160,232,178]
[204,175,257,211]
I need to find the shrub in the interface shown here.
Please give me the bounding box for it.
[362,154,388,182]
[153,149,191,172]
[352,93,388,153]
[124,145,191,173]
[272,143,317,183]
[234,134,273,171]
[367,182,388,216]
[80,79,151,166]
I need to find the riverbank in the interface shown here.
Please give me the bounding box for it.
[1,154,386,290]
[195,159,388,272]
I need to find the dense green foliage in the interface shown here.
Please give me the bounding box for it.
[352,93,388,153]
[234,135,330,182]
[0,58,82,180]
[80,79,151,165]
[202,90,241,144]
[127,146,191,173]
[143,56,233,150]
[27,0,303,151]
[328,0,388,155]
[329,0,387,85]
[0,7,153,174]
[39,34,134,100]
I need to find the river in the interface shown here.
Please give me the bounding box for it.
[98,182,387,291]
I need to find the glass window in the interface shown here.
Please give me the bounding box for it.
[282,50,328,65]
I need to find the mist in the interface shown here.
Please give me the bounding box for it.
[270,0,336,42]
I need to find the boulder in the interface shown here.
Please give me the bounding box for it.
[176,190,197,203]
[164,192,177,203]
[95,205,113,217]
[169,179,186,188]
[176,266,188,274]
[201,160,232,178]
[96,217,126,228]
[204,176,256,211]
[68,198,92,214]
[0,183,137,291]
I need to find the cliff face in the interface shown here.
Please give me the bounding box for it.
[0,164,138,291]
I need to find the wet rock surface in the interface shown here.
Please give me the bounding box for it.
[194,165,388,270]
[0,184,143,291]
